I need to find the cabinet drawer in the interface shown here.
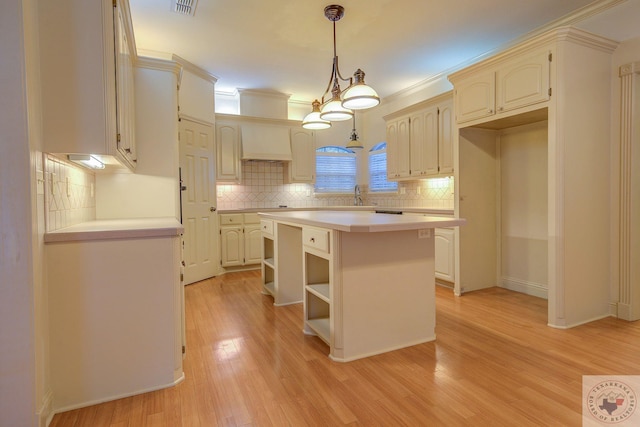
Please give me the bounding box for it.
[244,213,260,224]
[219,214,243,225]
[303,227,329,253]
[260,219,274,236]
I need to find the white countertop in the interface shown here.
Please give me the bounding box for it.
[44,217,184,243]
[258,210,465,232]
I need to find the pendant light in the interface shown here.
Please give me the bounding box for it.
[346,114,363,150]
[341,69,380,110]
[302,99,331,129]
[302,5,379,129]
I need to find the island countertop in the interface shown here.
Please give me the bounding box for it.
[258,210,465,233]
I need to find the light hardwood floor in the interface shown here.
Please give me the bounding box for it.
[50,270,640,426]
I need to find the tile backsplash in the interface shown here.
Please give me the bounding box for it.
[44,154,96,231]
[216,161,454,210]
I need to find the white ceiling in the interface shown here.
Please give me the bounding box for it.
[128,0,640,104]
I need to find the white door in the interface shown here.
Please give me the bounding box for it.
[180,119,218,284]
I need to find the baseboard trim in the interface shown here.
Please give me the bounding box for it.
[50,376,184,419]
[500,276,548,299]
[38,389,53,427]
[547,313,612,329]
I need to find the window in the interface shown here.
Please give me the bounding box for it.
[314,146,356,193]
[369,142,398,192]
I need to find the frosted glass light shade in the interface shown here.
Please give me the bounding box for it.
[342,83,380,110]
[341,68,380,110]
[302,99,331,129]
[320,98,353,121]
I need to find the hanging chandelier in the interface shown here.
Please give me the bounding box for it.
[302,5,380,130]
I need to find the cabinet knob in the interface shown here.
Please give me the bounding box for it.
[488,109,494,114]
[310,237,315,243]
[498,106,504,112]
[210,207,216,212]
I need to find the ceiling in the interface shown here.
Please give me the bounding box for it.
[128,0,640,104]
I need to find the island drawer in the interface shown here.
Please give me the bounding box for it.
[303,227,329,253]
[260,219,274,236]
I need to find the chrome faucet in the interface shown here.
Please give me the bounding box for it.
[354,185,363,206]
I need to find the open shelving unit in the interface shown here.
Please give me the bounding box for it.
[261,229,275,297]
[303,247,331,345]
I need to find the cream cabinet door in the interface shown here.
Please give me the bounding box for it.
[287,128,315,183]
[396,117,411,178]
[386,121,399,180]
[114,1,136,166]
[496,49,550,114]
[435,228,455,282]
[386,116,410,181]
[220,226,243,267]
[244,225,263,265]
[437,99,454,175]
[216,122,241,183]
[454,70,496,124]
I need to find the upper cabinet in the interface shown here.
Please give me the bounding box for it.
[385,93,454,181]
[215,121,242,183]
[385,116,410,180]
[39,0,138,170]
[453,48,551,125]
[174,56,217,125]
[286,128,316,183]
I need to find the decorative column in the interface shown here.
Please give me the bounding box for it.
[617,62,640,321]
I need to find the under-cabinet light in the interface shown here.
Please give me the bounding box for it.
[67,154,105,170]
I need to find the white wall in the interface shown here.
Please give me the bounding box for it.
[96,66,180,220]
[500,122,548,298]
[1,0,44,425]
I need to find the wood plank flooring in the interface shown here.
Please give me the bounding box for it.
[50,270,640,426]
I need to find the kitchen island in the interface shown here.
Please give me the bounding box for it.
[258,211,465,362]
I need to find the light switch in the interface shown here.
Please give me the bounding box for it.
[36,171,45,195]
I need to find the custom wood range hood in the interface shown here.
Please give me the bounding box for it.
[240,123,293,162]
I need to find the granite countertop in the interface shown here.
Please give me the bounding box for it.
[258,210,465,233]
[44,217,184,243]
[218,206,454,216]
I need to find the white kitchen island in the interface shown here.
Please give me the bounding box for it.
[258,211,465,362]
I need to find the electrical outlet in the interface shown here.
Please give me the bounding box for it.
[418,229,431,239]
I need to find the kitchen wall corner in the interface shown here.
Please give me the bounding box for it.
[43,154,96,232]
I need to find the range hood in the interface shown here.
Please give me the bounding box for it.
[241,124,292,161]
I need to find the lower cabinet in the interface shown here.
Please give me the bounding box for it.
[46,232,183,410]
[219,213,261,267]
[435,228,455,282]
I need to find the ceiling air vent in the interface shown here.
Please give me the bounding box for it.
[172,0,198,16]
